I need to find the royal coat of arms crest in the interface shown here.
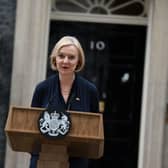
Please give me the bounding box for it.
[38,109,71,138]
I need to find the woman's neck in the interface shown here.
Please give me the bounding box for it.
[59,73,75,103]
[59,73,75,86]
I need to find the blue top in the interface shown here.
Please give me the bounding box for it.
[31,73,99,112]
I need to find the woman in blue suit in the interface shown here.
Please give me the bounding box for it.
[29,36,99,168]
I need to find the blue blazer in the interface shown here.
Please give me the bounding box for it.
[31,73,99,113]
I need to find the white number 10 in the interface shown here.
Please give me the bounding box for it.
[90,41,106,51]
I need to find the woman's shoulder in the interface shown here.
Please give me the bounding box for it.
[35,74,57,91]
[77,75,97,92]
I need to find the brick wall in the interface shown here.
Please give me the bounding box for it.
[0,0,16,167]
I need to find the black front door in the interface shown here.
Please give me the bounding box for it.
[47,21,146,168]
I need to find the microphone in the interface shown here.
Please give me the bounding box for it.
[46,92,76,111]
[46,95,57,109]
[67,93,76,111]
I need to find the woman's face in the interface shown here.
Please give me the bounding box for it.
[56,45,79,76]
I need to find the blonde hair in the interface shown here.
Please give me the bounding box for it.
[50,36,85,72]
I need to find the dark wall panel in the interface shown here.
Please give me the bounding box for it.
[0,0,16,167]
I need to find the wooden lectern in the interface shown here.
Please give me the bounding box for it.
[5,106,104,168]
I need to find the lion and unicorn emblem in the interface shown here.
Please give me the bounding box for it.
[39,110,71,137]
